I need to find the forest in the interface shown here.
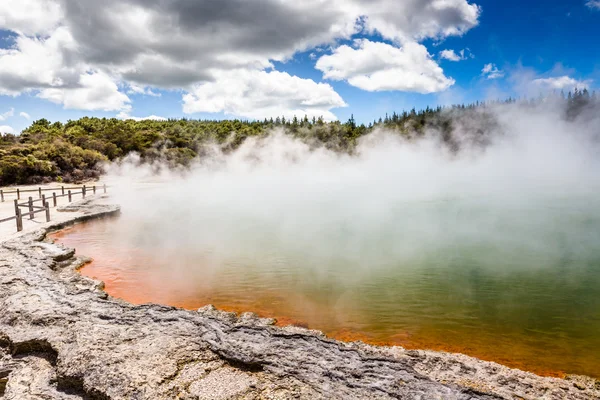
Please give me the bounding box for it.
[0,89,597,185]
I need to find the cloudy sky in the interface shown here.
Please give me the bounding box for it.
[0,0,599,133]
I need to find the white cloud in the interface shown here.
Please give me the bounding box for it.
[350,0,480,42]
[0,27,80,95]
[0,125,15,134]
[585,0,600,10]
[0,0,481,89]
[117,111,167,121]
[183,69,347,121]
[482,63,505,80]
[316,39,454,93]
[0,0,481,116]
[440,49,463,62]
[51,0,479,87]
[0,0,62,35]
[37,71,131,111]
[0,107,15,121]
[19,112,31,119]
[531,76,592,91]
[439,49,472,62]
[126,83,161,97]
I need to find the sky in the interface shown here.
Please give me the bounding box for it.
[0,0,599,134]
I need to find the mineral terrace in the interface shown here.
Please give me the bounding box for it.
[0,195,598,399]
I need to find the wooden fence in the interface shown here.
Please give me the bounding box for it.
[0,184,107,233]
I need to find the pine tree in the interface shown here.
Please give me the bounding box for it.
[347,114,356,130]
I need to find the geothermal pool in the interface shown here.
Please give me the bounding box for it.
[49,196,600,379]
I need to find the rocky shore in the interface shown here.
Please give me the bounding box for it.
[0,196,598,399]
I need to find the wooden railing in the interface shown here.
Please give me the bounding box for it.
[0,184,107,232]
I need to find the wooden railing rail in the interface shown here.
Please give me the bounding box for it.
[0,184,107,201]
[0,184,109,232]
[0,215,17,223]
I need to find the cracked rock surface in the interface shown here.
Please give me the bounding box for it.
[0,197,598,399]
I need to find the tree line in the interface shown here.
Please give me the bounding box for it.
[0,89,597,186]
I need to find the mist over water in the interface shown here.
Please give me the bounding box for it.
[60,103,600,376]
[107,103,600,274]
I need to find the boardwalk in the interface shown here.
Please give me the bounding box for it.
[0,182,107,240]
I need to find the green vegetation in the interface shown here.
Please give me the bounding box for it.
[0,89,597,186]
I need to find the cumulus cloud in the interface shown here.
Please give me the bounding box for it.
[531,76,592,91]
[440,49,463,62]
[127,83,161,97]
[533,75,591,90]
[0,0,481,115]
[0,27,79,95]
[351,0,480,42]
[183,69,347,121]
[482,63,504,80]
[316,39,454,93]
[117,111,167,121]
[37,71,131,111]
[0,125,15,134]
[0,0,62,35]
[439,49,471,62]
[63,0,356,86]
[585,0,600,10]
[19,112,31,119]
[0,107,15,121]
[52,0,478,87]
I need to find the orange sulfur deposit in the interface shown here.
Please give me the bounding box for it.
[49,222,600,380]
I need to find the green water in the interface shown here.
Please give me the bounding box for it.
[52,196,600,377]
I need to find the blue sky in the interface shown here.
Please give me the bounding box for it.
[0,0,598,133]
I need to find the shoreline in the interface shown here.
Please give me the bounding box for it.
[64,248,572,380]
[1,196,598,399]
[51,216,591,380]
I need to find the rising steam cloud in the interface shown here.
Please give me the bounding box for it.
[103,102,600,286]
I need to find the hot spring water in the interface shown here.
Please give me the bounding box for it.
[50,195,600,378]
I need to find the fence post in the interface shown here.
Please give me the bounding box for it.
[82,185,86,198]
[62,186,65,195]
[1,189,3,202]
[68,190,72,202]
[45,201,50,222]
[14,199,18,216]
[17,188,20,200]
[38,187,42,199]
[93,185,96,194]
[103,184,107,194]
[28,197,34,220]
[16,208,23,232]
[53,192,57,207]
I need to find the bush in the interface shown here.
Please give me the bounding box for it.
[0,154,55,185]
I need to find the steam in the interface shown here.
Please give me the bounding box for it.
[104,102,600,287]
